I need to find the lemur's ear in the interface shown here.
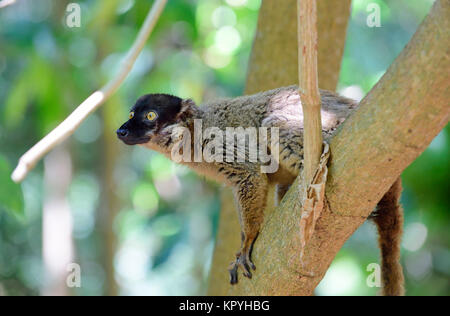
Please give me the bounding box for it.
[176,98,196,121]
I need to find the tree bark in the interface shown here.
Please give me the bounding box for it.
[91,0,121,296]
[208,0,352,295]
[208,0,449,295]
[99,96,121,296]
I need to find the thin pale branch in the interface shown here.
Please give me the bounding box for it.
[11,0,168,183]
[0,0,15,9]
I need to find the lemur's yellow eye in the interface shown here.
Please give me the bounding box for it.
[147,111,157,121]
[129,112,134,119]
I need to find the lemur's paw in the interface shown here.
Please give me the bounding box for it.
[228,252,256,285]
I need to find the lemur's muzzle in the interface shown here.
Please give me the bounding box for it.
[116,128,129,138]
[116,126,150,145]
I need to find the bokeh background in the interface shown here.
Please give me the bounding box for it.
[0,0,448,296]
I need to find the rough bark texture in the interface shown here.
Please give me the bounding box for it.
[208,0,449,295]
[208,0,352,295]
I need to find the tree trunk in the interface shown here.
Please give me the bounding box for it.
[99,96,121,296]
[245,0,351,94]
[208,0,449,296]
[208,0,352,295]
[94,0,121,296]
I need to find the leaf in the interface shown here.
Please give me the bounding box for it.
[0,155,24,217]
[3,72,30,128]
[2,54,64,133]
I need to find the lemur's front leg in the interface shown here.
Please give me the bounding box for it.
[226,166,268,284]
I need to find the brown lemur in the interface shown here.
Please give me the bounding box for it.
[116,85,404,295]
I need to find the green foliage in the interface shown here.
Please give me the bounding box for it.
[0,155,24,217]
[3,55,64,134]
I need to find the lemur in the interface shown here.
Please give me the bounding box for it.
[117,85,404,296]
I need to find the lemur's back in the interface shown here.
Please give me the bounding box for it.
[200,85,358,136]
[198,86,357,181]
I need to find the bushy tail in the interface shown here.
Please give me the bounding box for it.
[372,177,405,296]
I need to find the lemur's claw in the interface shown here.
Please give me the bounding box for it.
[228,265,238,285]
[228,252,255,285]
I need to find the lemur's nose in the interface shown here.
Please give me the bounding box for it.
[116,128,128,138]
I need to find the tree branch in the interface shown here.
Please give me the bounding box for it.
[11,0,168,183]
[209,0,449,295]
[0,0,15,9]
[297,0,323,184]
[297,0,328,262]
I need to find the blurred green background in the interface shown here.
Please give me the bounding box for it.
[0,0,448,296]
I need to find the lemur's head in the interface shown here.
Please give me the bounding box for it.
[117,94,185,145]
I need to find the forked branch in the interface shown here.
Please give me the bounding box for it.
[209,0,449,295]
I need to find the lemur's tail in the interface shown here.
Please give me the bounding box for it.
[372,177,405,296]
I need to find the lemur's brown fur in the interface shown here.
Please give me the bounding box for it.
[372,178,405,296]
[117,85,405,294]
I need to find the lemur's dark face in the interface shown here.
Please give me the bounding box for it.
[116,94,182,145]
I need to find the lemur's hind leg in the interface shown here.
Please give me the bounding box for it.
[276,184,291,205]
[263,122,303,205]
[228,168,268,284]
[277,127,305,176]
[262,118,305,176]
